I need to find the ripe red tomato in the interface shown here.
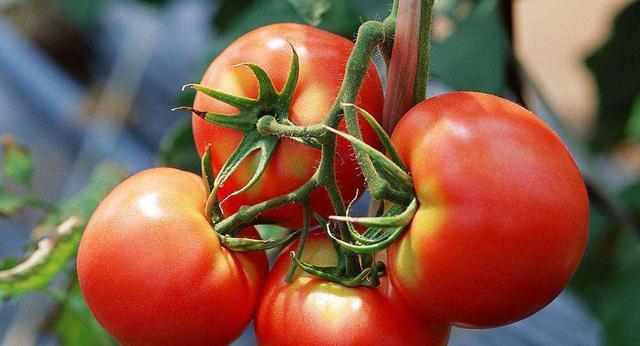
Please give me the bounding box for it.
[255,233,450,346]
[77,168,267,345]
[192,23,384,228]
[386,92,589,327]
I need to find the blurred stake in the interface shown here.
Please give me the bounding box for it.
[381,0,421,133]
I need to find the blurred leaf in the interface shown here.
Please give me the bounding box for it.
[0,257,19,271]
[158,119,200,174]
[0,164,127,300]
[2,136,33,187]
[571,181,640,315]
[37,163,127,229]
[58,0,112,29]
[621,180,640,225]
[51,278,115,346]
[431,0,508,94]
[205,0,360,65]
[288,0,333,26]
[570,204,618,309]
[601,251,640,345]
[348,0,395,20]
[213,0,256,31]
[0,217,83,299]
[0,189,28,217]
[586,0,640,152]
[626,94,640,142]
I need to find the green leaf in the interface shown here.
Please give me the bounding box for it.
[586,1,640,151]
[0,189,28,216]
[0,217,84,298]
[287,0,332,26]
[2,136,34,187]
[213,0,256,31]
[626,94,640,142]
[621,180,640,227]
[601,251,640,345]
[571,182,640,313]
[0,164,127,300]
[430,0,508,94]
[0,257,19,271]
[157,119,200,174]
[51,278,115,346]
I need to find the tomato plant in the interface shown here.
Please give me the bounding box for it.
[386,92,590,327]
[255,233,450,346]
[192,23,384,228]
[77,168,267,345]
[1,1,599,344]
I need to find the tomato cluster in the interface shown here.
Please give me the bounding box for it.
[77,22,588,346]
[193,23,383,228]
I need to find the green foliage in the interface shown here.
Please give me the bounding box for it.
[600,252,640,345]
[571,204,620,311]
[0,218,84,299]
[621,181,640,228]
[0,189,28,217]
[0,164,127,300]
[586,0,640,151]
[203,0,374,67]
[626,95,640,142]
[430,0,508,94]
[1,136,34,187]
[0,257,19,271]
[0,138,46,216]
[1,162,125,342]
[57,0,112,29]
[571,180,640,345]
[213,0,256,31]
[52,279,115,346]
[158,119,200,174]
[288,0,333,26]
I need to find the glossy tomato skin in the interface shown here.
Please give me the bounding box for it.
[77,168,267,345]
[193,23,384,228]
[387,92,589,328]
[255,233,450,346]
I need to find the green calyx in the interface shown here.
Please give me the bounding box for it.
[290,251,385,288]
[286,212,388,288]
[176,44,306,205]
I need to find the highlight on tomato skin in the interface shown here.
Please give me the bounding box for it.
[255,232,451,346]
[386,91,590,328]
[192,23,384,229]
[77,167,268,346]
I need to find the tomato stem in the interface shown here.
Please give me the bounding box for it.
[256,116,326,140]
[413,0,434,105]
[285,201,311,282]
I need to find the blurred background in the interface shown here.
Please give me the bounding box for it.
[0,0,639,345]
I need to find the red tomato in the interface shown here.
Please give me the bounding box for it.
[77,168,267,345]
[255,233,450,346]
[192,23,384,228]
[387,92,589,327]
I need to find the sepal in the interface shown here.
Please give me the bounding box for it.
[218,230,300,251]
